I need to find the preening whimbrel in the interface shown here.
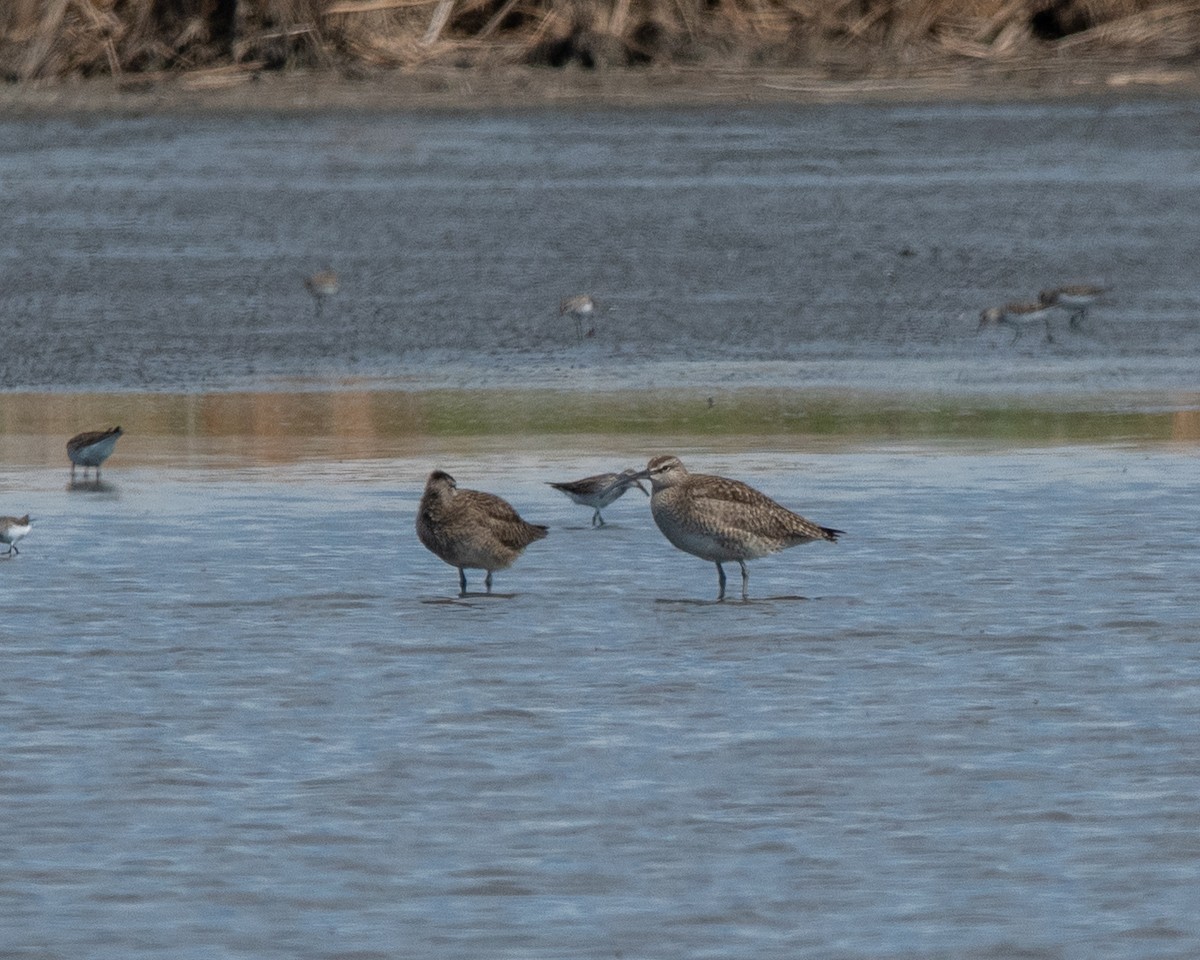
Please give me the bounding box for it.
[416,470,548,595]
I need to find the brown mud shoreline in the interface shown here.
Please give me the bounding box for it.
[5,57,1200,115]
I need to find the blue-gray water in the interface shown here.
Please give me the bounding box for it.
[3,443,1199,959]
[3,98,1200,959]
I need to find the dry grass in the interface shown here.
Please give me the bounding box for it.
[4,0,1200,81]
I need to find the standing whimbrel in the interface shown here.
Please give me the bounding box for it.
[547,469,649,527]
[615,455,842,601]
[1038,284,1109,328]
[66,426,123,480]
[0,515,32,557]
[559,294,596,341]
[304,269,339,318]
[978,301,1057,343]
[416,470,548,595]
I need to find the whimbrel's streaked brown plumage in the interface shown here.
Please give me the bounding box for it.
[559,294,596,341]
[0,514,32,557]
[1038,283,1108,328]
[66,426,123,480]
[978,301,1057,344]
[547,469,648,527]
[619,455,842,601]
[416,470,548,595]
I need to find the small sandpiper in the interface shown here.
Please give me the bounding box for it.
[1038,284,1108,328]
[304,269,340,318]
[978,301,1057,344]
[416,470,549,595]
[613,455,842,601]
[66,426,124,480]
[547,469,649,527]
[559,294,596,341]
[0,515,32,557]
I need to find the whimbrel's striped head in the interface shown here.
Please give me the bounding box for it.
[423,470,458,502]
[634,455,688,491]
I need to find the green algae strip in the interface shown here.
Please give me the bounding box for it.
[1,389,1198,465]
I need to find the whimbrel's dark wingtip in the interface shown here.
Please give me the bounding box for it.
[822,526,845,542]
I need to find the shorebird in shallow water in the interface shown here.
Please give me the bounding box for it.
[67,426,123,480]
[559,294,596,341]
[1038,284,1109,328]
[0,515,32,557]
[547,469,649,527]
[304,269,340,318]
[615,455,842,601]
[978,301,1057,344]
[416,470,548,595]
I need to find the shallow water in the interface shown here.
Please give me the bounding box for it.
[3,100,1200,958]
[3,436,1200,959]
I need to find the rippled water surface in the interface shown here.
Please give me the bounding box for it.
[3,100,1200,958]
[3,436,1199,959]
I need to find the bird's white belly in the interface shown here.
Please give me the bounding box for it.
[654,516,777,563]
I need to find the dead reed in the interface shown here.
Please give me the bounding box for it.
[4,0,1200,82]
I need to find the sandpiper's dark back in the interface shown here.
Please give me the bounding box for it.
[547,469,648,526]
[66,425,124,478]
[416,470,548,594]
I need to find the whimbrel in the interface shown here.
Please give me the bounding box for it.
[304,269,340,318]
[616,455,842,601]
[416,470,548,595]
[0,515,32,557]
[978,301,1057,343]
[66,426,124,480]
[559,294,596,341]
[1038,284,1108,328]
[547,469,649,527]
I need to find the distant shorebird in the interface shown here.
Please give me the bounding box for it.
[559,294,596,341]
[615,455,842,601]
[66,426,123,479]
[978,301,1057,344]
[304,269,340,318]
[0,515,32,557]
[547,469,649,527]
[1039,284,1109,328]
[416,470,548,595]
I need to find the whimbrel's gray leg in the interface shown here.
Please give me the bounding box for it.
[1008,323,1021,345]
[485,570,494,593]
[457,567,468,595]
[592,509,604,527]
[1069,308,1084,329]
[1043,317,1054,343]
[737,560,749,600]
[715,563,727,601]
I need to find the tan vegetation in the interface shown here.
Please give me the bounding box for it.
[3,0,1200,82]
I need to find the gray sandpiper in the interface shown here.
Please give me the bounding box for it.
[547,469,649,527]
[67,426,124,480]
